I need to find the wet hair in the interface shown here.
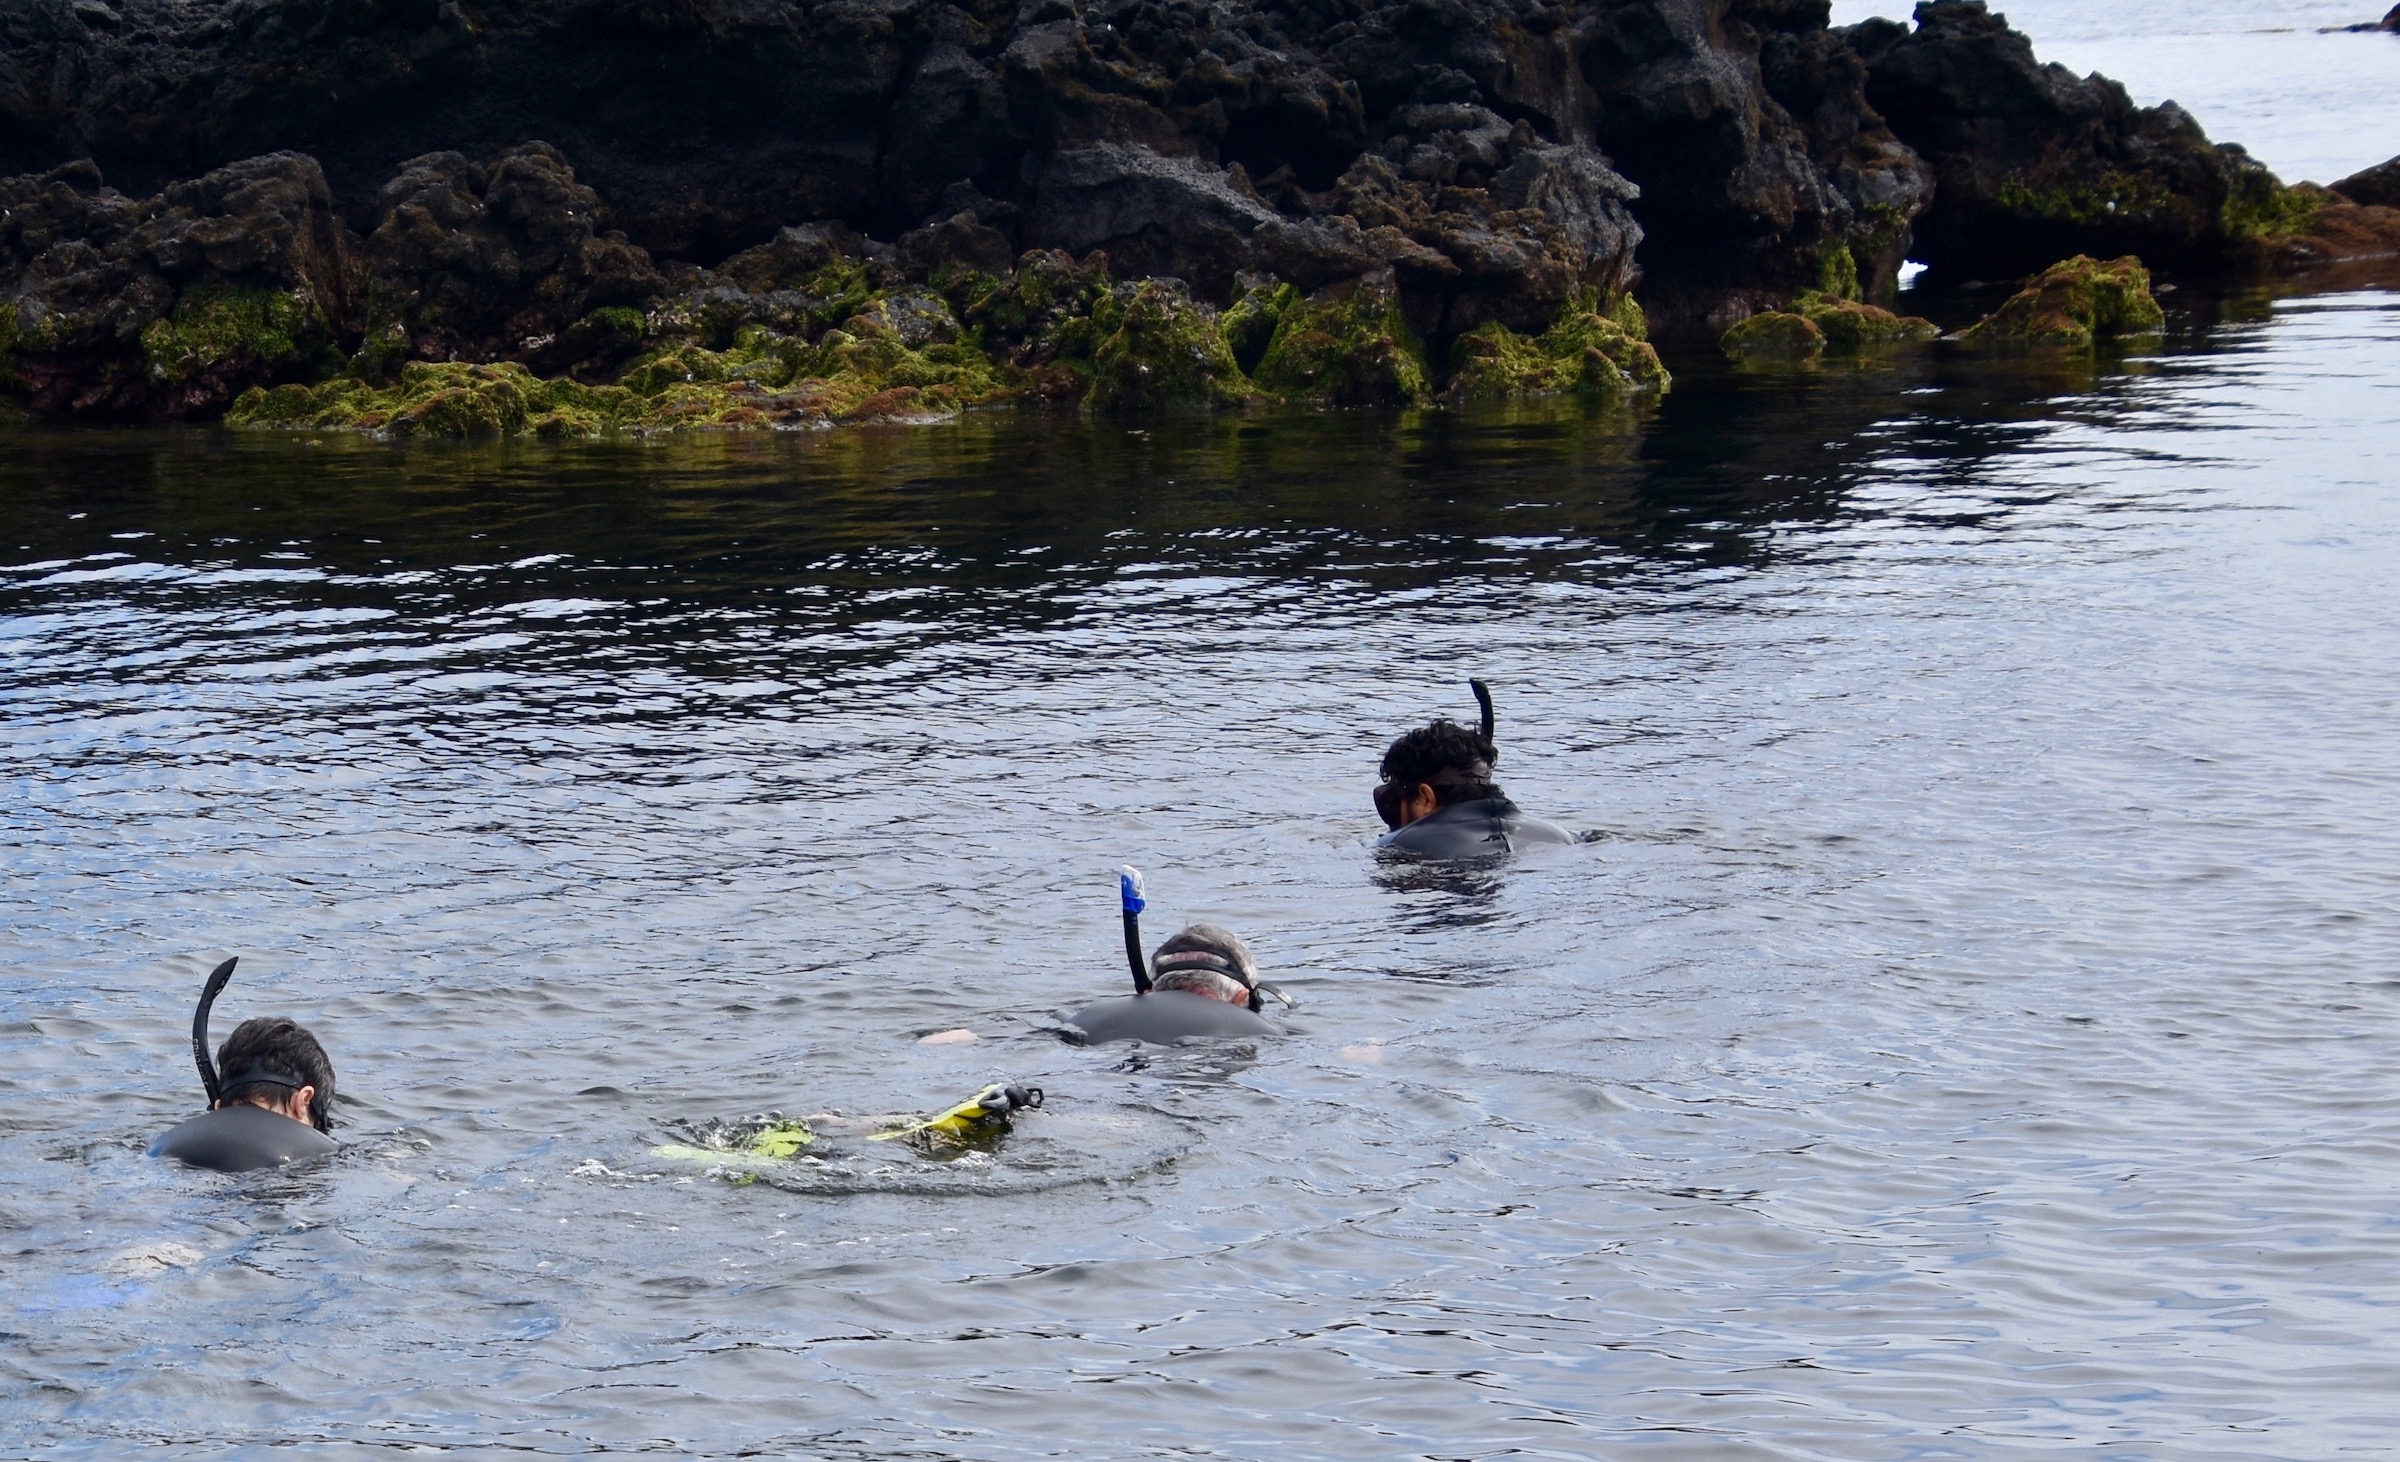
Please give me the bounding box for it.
[215,1017,336,1133]
[1378,717,1499,807]
[1150,924,1259,1005]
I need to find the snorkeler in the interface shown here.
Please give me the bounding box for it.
[1373,680,1574,858]
[1064,869,1292,1044]
[653,1081,1047,1172]
[151,958,341,1172]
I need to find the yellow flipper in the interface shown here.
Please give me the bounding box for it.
[868,1083,1043,1144]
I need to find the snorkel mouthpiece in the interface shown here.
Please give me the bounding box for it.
[190,956,238,1107]
[1120,865,1151,994]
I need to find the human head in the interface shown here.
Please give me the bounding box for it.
[1150,924,1260,1006]
[214,1017,335,1133]
[1374,717,1499,829]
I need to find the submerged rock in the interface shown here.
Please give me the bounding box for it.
[1720,311,1827,362]
[1793,294,1938,351]
[1957,254,2165,349]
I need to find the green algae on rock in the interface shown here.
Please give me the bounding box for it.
[1793,293,1940,351]
[227,352,994,438]
[1446,293,1668,401]
[1958,255,2165,349]
[1721,311,1828,362]
[1220,279,1301,377]
[1087,280,1258,412]
[141,286,340,388]
[1253,274,1430,408]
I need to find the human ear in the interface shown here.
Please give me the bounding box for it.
[286,1085,318,1124]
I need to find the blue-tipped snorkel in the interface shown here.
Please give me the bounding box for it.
[191,956,238,1106]
[1120,865,1151,994]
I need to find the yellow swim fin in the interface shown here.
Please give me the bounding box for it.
[868,1083,1043,1145]
[651,1116,814,1172]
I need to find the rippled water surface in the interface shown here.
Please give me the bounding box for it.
[7,277,2399,1457]
[10,9,2400,1439]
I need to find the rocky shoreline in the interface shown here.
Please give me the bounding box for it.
[4,0,2398,433]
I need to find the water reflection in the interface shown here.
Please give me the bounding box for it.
[5,284,2400,1457]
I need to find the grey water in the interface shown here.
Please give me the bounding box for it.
[8,31,2400,1462]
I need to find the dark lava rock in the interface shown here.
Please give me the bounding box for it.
[1582,0,1932,329]
[0,0,1965,338]
[3,0,2382,419]
[2328,5,2400,31]
[0,152,352,416]
[2332,155,2400,210]
[1847,0,2285,278]
[359,143,664,377]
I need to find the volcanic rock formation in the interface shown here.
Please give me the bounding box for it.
[4,0,2396,425]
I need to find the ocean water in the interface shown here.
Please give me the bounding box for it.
[6,13,2400,1462]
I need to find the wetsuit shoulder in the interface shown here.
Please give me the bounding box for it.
[1377,797,1573,858]
[151,1104,340,1173]
[1066,991,1280,1044]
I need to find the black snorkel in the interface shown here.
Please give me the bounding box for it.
[1120,865,1152,994]
[1471,677,1495,745]
[191,956,238,1107]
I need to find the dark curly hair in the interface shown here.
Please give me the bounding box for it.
[1379,717,1499,806]
[215,1017,336,1133]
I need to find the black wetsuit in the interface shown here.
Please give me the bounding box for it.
[152,1103,339,1172]
[1376,795,1574,859]
[1066,991,1280,1044]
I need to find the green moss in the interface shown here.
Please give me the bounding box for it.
[1446,321,1570,398]
[1445,292,1669,401]
[1221,279,1301,374]
[1086,280,1257,411]
[1721,311,1828,362]
[1996,170,2186,231]
[1792,292,1940,351]
[230,301,1022,438]
[1841,203,1915,295]
[928,265,1008,325]
[140,286,332,386]
[1539,296,1670,393]
[0,302,19,390]
[350,324,411,384]
[230,362,634,436]
[1958,254,2165,349]
[1253,275,1430,407]
[2223,176,2327,242]
[1812,244,1861,303]
[1608,292,1650,342]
